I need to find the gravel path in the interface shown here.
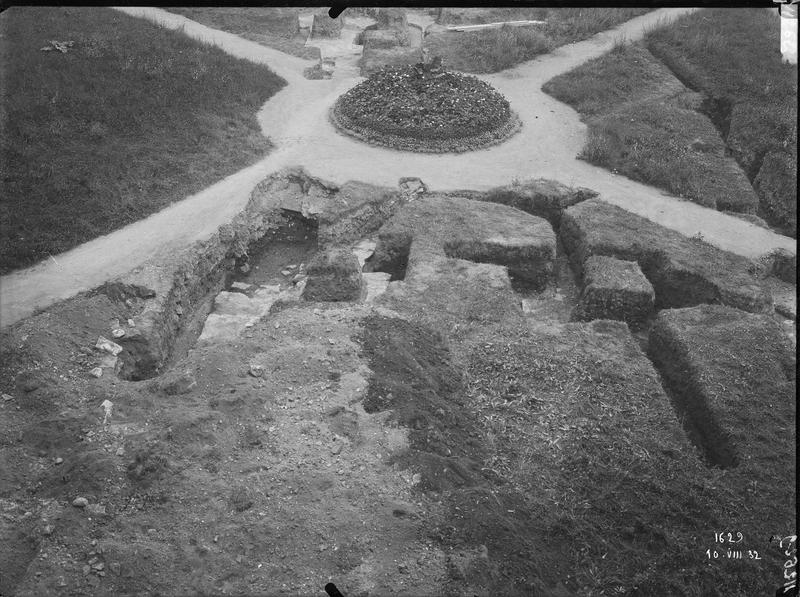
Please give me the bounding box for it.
[0,7,794,327]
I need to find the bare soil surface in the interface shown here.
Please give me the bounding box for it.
[0,7,795,328]
[1,166,795,595]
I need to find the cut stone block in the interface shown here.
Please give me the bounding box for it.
[302,247,363,302]
[574,255,654,327]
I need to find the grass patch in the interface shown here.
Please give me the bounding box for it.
[458,318,794,595]
[544,43,759,213]
[645,8,797,235]
[424,8,651,74]
[542,43,684,117]
[0,7,285,274]
[165,7,320,60]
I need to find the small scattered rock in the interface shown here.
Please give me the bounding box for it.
[89,367,103,378]
[115,446,125,457]
[72,497,89,508]
[100,399,114,425]
[2,393,14,401]
[87,504,106,516]
[99,355,118,370]
[110,562,121,576]
[398,563,409,574]
[54,457,63,465]
[111,328,125,339]
[249,364,264,378]
[331,441,343,455]
[127,319,135,327]
[239,263,250,274]
[92,562,105,571]
[399,176,428,197]
[16,371,41,392]
[43,524,54,536]
[231,281,252,291]
[281,269,293,276]
[95,336,123,356]
[82,565,91,576]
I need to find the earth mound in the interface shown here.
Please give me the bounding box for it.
[330,63,521,153]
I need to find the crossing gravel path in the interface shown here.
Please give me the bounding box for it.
[1,7,794,327]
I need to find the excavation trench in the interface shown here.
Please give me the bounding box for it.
[112,179,769,475]
[113,208,321,381]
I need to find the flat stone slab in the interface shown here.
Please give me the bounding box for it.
[648,304,795,470]
[574,255,654,327]
[561,198,771,312]
[363,272,391,303]
[199,286,286,343]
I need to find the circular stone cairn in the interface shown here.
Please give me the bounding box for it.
[330,61,521,153]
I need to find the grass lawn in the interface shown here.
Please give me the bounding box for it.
[645,8,797,236]
[165,7,320,61]
[543,42,761,215]
[423,8,652,74]
[0,7,286,274]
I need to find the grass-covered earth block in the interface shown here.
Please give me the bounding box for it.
[368,194,556,292]
[574,255,655,327]
[649,304,795,471]
[331,65,521,153]
[560,199,771,312]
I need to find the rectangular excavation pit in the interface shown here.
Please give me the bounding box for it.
[229,209,318,288]
[443,239,554,294]
[111,208,320,380]
[362,232,412,281]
